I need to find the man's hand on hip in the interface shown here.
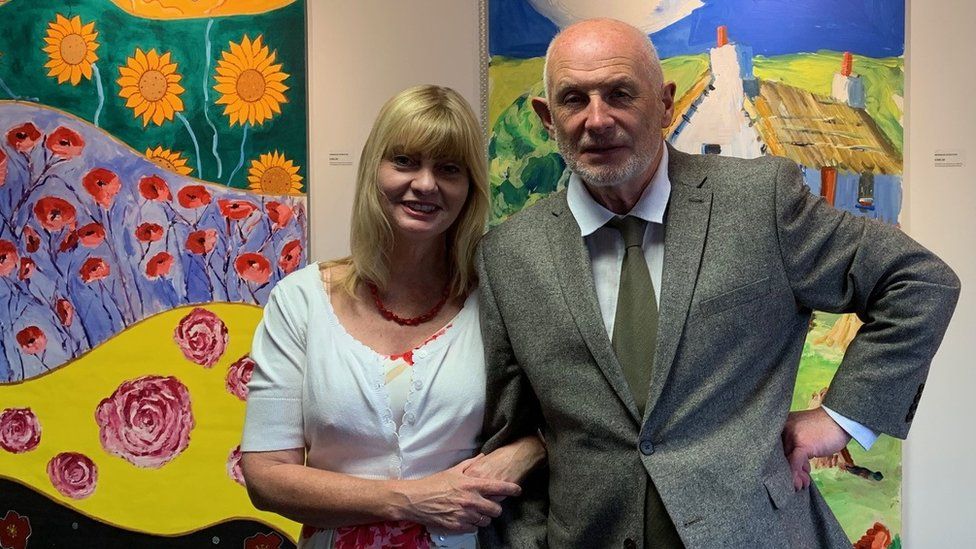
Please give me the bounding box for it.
[782,407,852,490]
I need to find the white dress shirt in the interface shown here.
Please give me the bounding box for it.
[565,147,877,450]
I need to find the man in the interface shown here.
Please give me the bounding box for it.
[476,18,959,548]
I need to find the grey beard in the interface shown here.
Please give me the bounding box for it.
[554,132,652,188]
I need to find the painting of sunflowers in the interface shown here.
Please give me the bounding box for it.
[0,0,307,546]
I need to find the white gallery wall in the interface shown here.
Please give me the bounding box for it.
[902,0,975,545]
[309,1,975,543]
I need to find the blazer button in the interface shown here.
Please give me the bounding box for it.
[624,538,637,549]
[639,440,654,455]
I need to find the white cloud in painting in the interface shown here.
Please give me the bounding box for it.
[527,0,704,34]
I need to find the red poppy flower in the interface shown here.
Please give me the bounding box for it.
[218,199,258,221]
[266,201,293,229]
[145,251,174,278]
[139,175,172,202]
[235,253,271,285]
[79,257,110,283]
[0,240,17,277]
[82,168,122,209]
[45,126,85,159]
[6,122,42,153]
[135,222,164,243]
[33,196,77,232]
[59,230,79,253]
[16,326,46,355]
[56,298,74,327]
[18,258,35,280]
[23,226,41,253]
[244,532,282,549]
[278,239,302,274]
[0,510,31,549]
[0,148,7,187]
[186,229,217,255]
[177,185,212,209]
[77,222,106,248]
[853,522,892,549]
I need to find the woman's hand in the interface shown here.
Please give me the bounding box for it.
[462,434,547,485]
[392,456,522,532]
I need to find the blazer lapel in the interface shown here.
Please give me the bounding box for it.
[547,194,642,424]
[643,148,712,417]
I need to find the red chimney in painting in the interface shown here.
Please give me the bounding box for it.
[841,51,853,77]
[717,25,728,47]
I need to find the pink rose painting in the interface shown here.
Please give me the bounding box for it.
[227,445,245,486]
[47,452,98,499]
[173,307,229,367]
[226,355,255,401]
[94,375,195,468]
[0,408,41,454]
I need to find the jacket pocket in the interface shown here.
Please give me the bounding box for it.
[762,456,799,510]
[699,276,771,317]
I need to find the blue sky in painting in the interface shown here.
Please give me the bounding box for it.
[490,0,905,58]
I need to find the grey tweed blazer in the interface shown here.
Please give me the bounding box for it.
[477,145,960,548]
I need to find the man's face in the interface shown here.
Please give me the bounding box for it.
[533,29,675,189]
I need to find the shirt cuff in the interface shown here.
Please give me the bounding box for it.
[822,405,878,450]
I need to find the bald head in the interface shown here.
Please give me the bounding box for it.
[542,18,664,98]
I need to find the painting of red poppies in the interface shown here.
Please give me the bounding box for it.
[0,0,306,546]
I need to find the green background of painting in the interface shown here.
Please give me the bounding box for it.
[0,0,307,190]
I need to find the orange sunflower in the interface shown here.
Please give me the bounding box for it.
[43,14,100,85]
[213,35,289,127]
[145,146,192,176]
[117,48,186,127]
[247,151,303,194]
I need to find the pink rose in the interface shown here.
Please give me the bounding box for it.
[94,375,195,468]
[227,445,245,486]
[47,452,98,499]
[226,355,255,401]
[0,408,41,453]
[173,307,229,367]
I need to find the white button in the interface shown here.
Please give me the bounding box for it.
[412,380,423,390]
[404,412,416,424]
[415,349,427,359]
[438,535,446,542]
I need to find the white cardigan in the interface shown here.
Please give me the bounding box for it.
[241,264,484,548]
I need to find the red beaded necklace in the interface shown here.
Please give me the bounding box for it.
[366,281,450,326]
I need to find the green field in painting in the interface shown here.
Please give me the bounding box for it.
[0,0,307,190]
[798,313,902,541]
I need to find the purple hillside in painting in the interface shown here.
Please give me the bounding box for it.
[667,27,902,224]
[0,103,307,382]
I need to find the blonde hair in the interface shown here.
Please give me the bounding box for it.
[329,85,488,299]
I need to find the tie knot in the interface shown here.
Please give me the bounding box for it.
[607,216,647,249]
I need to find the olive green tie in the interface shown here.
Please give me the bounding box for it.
[608,216,657,417]
[609,216,682,548]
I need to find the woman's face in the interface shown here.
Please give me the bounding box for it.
[377,151,470,243]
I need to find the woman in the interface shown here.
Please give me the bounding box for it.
[240,85,545,549]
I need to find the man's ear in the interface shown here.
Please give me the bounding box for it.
[531,97,554,134]
[660,81,677,129]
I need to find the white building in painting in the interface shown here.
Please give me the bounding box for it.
[667,27,903,223]
[670,26,764,158]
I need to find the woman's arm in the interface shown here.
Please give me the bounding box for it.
[241,449,522,532]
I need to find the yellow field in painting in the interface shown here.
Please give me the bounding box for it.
[108,0,295,19]
[0,303,299,541]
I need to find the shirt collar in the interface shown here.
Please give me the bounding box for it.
[567,145,672,236]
